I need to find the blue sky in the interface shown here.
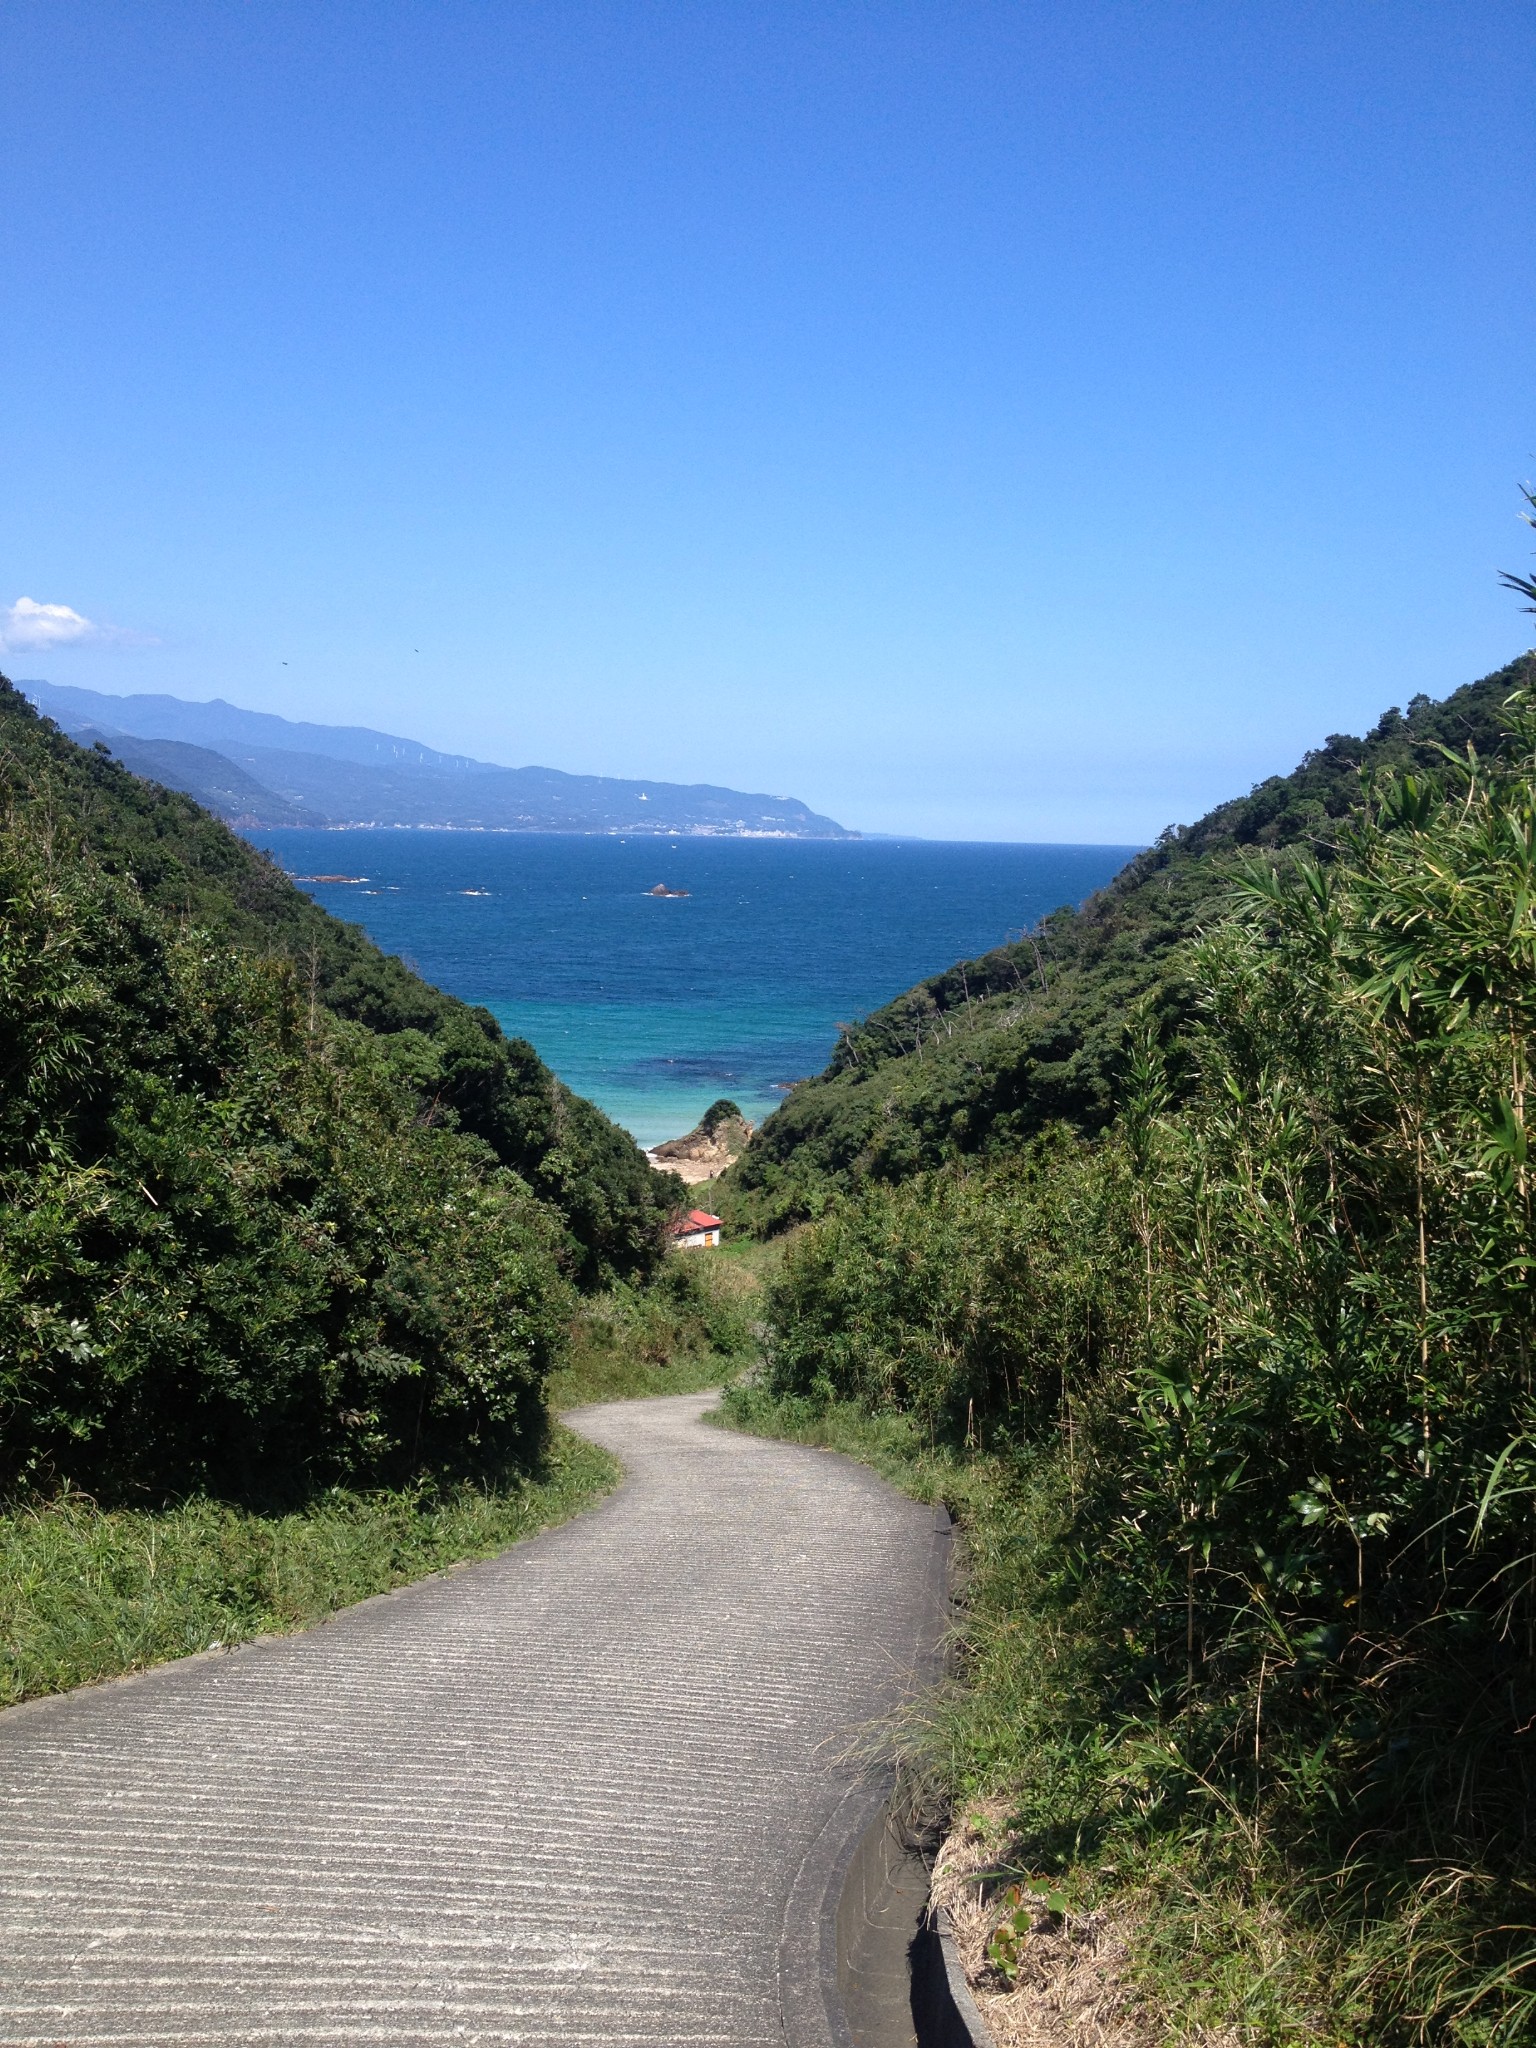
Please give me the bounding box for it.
[2,1,1532,840]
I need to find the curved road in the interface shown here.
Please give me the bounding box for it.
[0,1394,947,2046]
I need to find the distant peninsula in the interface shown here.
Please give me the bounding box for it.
[18,680,856,839]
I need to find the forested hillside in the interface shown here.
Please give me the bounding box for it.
[2,677,672,1286]
[728,651,1536,1230]
[0,673,675,1505]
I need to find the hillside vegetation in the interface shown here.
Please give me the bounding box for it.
[0,671,687,1511]
[726,651,1536,1233]
[3,676,673,1295]
[733,645,1536,2039]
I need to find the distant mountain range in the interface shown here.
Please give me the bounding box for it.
[18,681,855,838]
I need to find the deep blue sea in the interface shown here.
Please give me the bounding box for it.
[250,832,1140,1148]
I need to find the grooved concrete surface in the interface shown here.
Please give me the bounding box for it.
[0,1393,946,2047]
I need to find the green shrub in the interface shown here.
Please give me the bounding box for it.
[762,1128,1136,1437]
[552,1250,760,1407]
[0,814,570,1503]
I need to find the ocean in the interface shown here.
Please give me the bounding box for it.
[250,831,1140,1148]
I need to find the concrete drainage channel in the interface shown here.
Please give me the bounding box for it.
[836,1802,992,2047]
[826,1482,991,2048]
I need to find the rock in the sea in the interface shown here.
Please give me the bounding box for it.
[646,1099,753,1184]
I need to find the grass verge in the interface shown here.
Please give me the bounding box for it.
[1,1426,617,1711]
[5,1249,777,1716]
[717,1380,989,1510]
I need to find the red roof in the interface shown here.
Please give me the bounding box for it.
[671,1209,722,1232]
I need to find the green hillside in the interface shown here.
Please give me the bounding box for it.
[0,673,678,1506]
[2,678,673,1287]
[727,650,1536,1230]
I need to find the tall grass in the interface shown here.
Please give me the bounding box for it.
[720,1388,1370,2042]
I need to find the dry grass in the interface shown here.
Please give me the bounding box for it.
[931,1799,1161,2048]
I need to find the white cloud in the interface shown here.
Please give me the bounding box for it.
[2,597,101,650]
[0,596,153,654]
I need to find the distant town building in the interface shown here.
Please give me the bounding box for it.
[669,1208,723,1250]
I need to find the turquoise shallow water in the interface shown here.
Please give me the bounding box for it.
[251,832,1140,1148]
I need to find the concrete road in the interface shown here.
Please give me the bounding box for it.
[0,1393,947,2046]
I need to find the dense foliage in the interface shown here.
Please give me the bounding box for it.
[727,652,1536,1233]
[0,807,572,1500]
[551,1246,762,1408]
[759,692,1536,2037]
[0,674,677,1503]
[0,676,673,1286]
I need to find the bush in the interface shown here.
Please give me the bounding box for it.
[0,820,570,1503]
[763,1130,1136,1437]
[553,1250,760,1407]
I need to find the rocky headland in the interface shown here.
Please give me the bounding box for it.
[646,1098,754,1184]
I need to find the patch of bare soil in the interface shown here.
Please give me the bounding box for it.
[929,1802,1158,2048]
